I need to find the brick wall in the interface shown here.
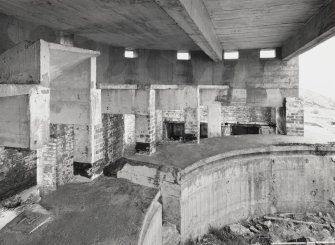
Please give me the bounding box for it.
[221,106,276,125]
[0,146,37,200]
[286,97,304,136]
[135,114,156,154]
[93,124,104,163]
[156,110,163,144]
[102,114,125,164]
[162,110,185,122]
[40,124,74,194]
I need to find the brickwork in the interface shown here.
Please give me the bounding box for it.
[135,114,156,154]
[221,106,276,125]
[156,110,163,144]
[162,110,185,122]
[285,97,304,136]
[102,114,125,164]
[0,147,37,200]
[40,124,74,194]
[93,124,104,163]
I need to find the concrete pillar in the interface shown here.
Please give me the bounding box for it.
[207,103,222,138]
[39,124,74,195]
[135,89,156,155]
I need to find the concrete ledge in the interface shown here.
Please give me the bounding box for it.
[182,144,335,178]
[0,85,48,97]
[198,85,229,90]
[138,191,163,245]
[98,84,138,90]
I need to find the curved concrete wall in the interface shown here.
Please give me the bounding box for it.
[138,192,163,245]
[180,145,335,241]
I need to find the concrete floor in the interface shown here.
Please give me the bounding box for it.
[128,135,335,169]
[0,176,158,245]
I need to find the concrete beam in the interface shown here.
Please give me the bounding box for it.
[155,0,222,62]
[98,84,138,90]
[282,0,335,60]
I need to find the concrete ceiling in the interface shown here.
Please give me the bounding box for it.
[0,0,330,60]
[203,0,328,50]
[0,0,199,51]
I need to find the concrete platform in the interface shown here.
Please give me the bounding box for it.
[0,176,162,245]
[111,135,335,242]
[127,135,335,169]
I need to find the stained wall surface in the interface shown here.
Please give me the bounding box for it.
[0,147,37,200]
[0,14,299,105]
[180,147,335,241]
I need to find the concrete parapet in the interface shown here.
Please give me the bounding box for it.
[180,144,335,241]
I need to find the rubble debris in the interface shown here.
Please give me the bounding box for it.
[263,215,331,228]
[2,195,22,209]
[188,212,335,245]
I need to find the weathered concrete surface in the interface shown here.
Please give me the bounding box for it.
[0,14,299,108]
[117,136,335,242]
[0,41,42,85]
[154,0,222,61]
[0,95,30,148]
[128,135,335,169]
[0,177,162,245]
[101,89,150,115]
[181,146,335,241]
[282,0,335,60]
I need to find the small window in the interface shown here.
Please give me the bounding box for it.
[177,51,191,60]
[124,49,138,59]
[224,51,239,60]
[260,49,276,59]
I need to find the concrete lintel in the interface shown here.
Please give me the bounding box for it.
[198,85,229,90]
[48,42,100,57]
[98,83,138,90]
[150,84,180,90]
[0,84,49,97]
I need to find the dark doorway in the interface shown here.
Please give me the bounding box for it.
[232,124,260,135]
[165,122,185,140]
[200,123,208,138]
[135,142,150,153]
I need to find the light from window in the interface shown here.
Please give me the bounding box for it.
[177,51,191,60]
[260,49,276,58]
[124,49,138,59]
[224,51,239,60]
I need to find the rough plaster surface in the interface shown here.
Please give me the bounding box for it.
[181,151,335,241]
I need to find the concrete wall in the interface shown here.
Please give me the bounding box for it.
[180,145,335,241]
[0,95,29,148]
[0,14,298,94]
[138,192,163,245]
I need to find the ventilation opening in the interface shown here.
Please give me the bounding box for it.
[200,123,208,138]
[135,142,150,153]
[165,122,185,140]
[224,51,239,60]
[232,124,260,135]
